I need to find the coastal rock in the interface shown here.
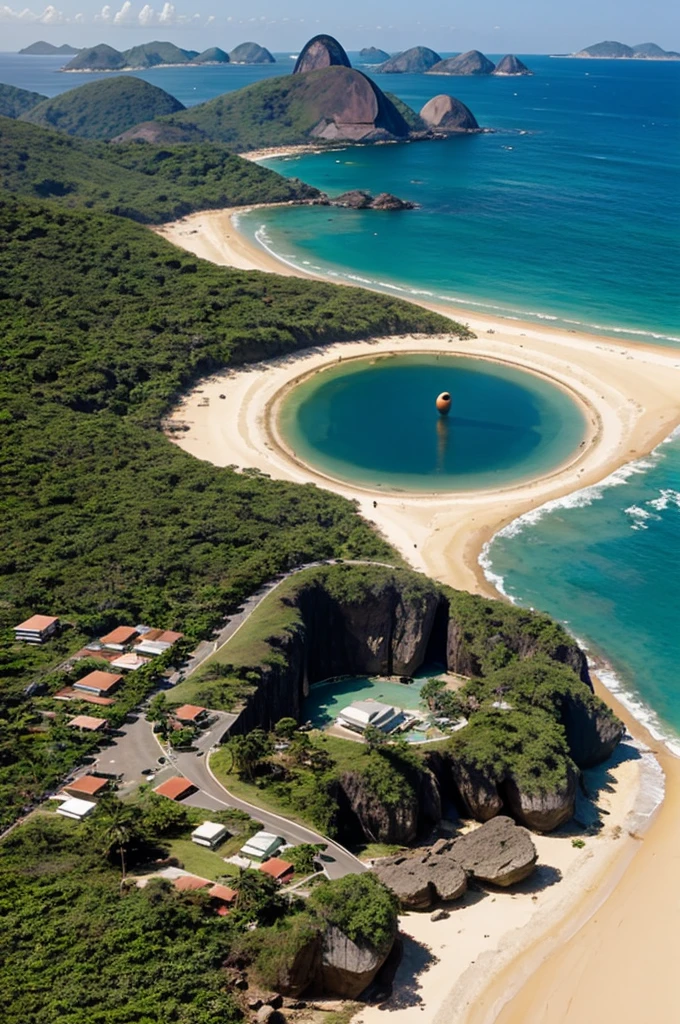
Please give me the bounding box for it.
[428,50,496,76]
[370,192,416,210]
[561,694,624,768]
[376,46,442,74]
[493,54,533,76]
[448,761,504,821]
[331,190,415,211]
[293,35,352,74]
[374,849,467,909]
[268,933,322,997]
[450,815,537,886]
[359,47,391,64]
[504,770,578,832]
[321,924,394,999]
[419,94,479,132]
[338,771,419,845]
[230,42,275,64]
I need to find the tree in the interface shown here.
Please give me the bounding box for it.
[147,693,168,724]
[274,717,298,740]
[227,729,272,780]
[90,796,144,881]
[286,843,324,875]
[364,725,388,751]
[138,791,189,838]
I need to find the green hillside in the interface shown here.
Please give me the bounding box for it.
[123,40,197,68]
[0,83,46,119]
[21,75,184,139]
[0,118,320,222]
[62,42,126,70]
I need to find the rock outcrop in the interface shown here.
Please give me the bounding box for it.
[338,770,419,845]
[294,35,352,74]
[321,925,394,999]
[561,694,623,768]
[450,816,537,885]
[493,54,533,76]
[376,46,442,73]
[448,761,504,821]
[375,849,467,910]
[331,190,416,210]
[428,50,496,75]
[504,771,578,832]
[229,42,275,64]
[112,120,207,144]
[419,94,479,132]
[359,47,391,63]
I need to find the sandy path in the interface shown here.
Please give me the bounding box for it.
[156,207,680,1024]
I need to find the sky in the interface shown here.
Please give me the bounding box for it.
[1,1,678,54]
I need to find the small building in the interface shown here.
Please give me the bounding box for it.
[54,687,116,707]
[73,670,123,698]
[336,699,404,735]
[154,776,196,801]
[240,831,285,862]
[208,883,238,914]
[56,797,97,820]
[65,775,110,799]
[14,614,59,645]
[173,874,211,892]
[174,704,208,727]
[191,821,229,849]
[110,652,150,672]
[134,629,184,656]
[259,857,295,884]
[67,714,108,732]
[100,625,139,651]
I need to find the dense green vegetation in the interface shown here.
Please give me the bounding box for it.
[0,196,455,821]
[21,76,185,139]
[0,83,46,119]
[0,118,320,222]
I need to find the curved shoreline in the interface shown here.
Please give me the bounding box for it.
[158,207,680,1024]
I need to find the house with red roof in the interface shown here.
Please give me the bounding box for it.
[154,776,196,801]
[73,670,123,697]
[258,857,295,883]
[14,614,59,645]
[67,715,108,732]
[65,775,111,799]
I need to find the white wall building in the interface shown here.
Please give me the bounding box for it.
[191,821,229,849]
[240,831,285,861]
[336,699,404,735]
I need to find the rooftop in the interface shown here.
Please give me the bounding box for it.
[241,830,284,855]
[259,857,295,881]
[100,625,139,646]
[15,614,59,631]
[173,874,210,892]
[74,670,123,694]
[57,797,97,819]
[191,821,228,841]
[154,776,196,801]
[110,652,150,671]
[67,715,107,731]
[66,775,109,796]
[208,883,238,903]
[174,703,207,722]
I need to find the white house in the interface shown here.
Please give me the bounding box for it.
[191,821,230,849]
[336,699,404,735]
[56,797,97,821]
[240,831,285,862]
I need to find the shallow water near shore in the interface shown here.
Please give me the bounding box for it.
[278,354,586,491]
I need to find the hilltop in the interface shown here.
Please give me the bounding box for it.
[573,40,680,59]
[428,50,496,75]
[61,38,276,71]
[20,76,185,140]
[229,41,275,64]
[18,40,79,55]
[359,46,391,63]
[375,45,442,73]
[0,117,320,221]
[0,83,47,119]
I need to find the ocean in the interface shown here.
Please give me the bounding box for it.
[3,51,679,746]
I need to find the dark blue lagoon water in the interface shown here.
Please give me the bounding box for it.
[279,354,586,491]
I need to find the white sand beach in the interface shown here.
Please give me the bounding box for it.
[157,207,680,1024]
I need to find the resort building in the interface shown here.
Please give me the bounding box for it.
[191,821,230,849]
[65,775,110,799]
[57,797,97,820]
[100,626,139,651]
[73,670,123,698]
[67,715,108,732]
[336,699,404,735]
[174,704,208,727]
[259,857,295,883]
[14,614,59,645]
[239,831,285,862]
[154,776,196,801]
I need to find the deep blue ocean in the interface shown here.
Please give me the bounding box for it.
[2,51,679,745]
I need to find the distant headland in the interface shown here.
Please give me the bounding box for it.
[18,40,79,55]
[375,46,533,76]
[41,39,277,72]
[568,40,680,60]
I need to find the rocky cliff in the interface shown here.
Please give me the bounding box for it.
[376,46,442,73]
[294,35,352,74]
[428,50,496,75]
[419,94,480,132]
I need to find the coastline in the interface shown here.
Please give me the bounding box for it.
[157,207,680,1024]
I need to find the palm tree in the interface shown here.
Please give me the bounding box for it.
[92,796,141,882]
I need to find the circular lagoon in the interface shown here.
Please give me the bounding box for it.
[277,354,588,492]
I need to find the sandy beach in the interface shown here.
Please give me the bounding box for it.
[157,207,680,1024]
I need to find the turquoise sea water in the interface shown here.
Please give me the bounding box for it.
[3,52,679,743]
[279,354,586,491]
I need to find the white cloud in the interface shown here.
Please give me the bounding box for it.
[96,4,112,21]
[0,3,69,20]
[158,1,174,23]
[1,1,206,26]
[113,1,134,24]
[138,2,154,25]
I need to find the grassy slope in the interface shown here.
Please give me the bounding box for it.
[21,76,185,139]
[0,83,47,119]
[0,117,320,222]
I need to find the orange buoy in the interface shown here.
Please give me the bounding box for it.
[436,391,452,415]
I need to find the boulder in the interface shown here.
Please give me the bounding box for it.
[419,94,479,132]
[449,761,503,821]
[321,924,393,999]
[561,694,624,769]
[428,50,496,76]
[294,35,352,74]
[504,771,578,832]
[493,54,533,76]
[370,192,416,210]
[376,46,442,73]
[339,770,418,844]
[375,848,467,909]
[451,816,537,886]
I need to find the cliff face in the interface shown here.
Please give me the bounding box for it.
[321,925,395,998]
[294,35,352,74]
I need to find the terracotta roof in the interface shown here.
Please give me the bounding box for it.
[67,775,109,796]
[174,874,211,892]
[258,858,295,881]
[110,653,150,671]
[136,628,183,644]
[100,625,138,645]
[15,614,58,631]
[74,670,123,694]
[73,648,119,663]
[68,715,107,731]
[208,883,238,903]
[54,688,116,707]
[174,704,207,722]
[154,776,196,801]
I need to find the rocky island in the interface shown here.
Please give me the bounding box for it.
[359,46,391,63]
[573,40,680,59]
[229,42,276,64]
[18,40,80,55]
[420,93,480,132]
[494,53,534,75]
[375,45,443,73]
[428,49,497,75]
[191,47,231,65]
[59,38,277,72]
